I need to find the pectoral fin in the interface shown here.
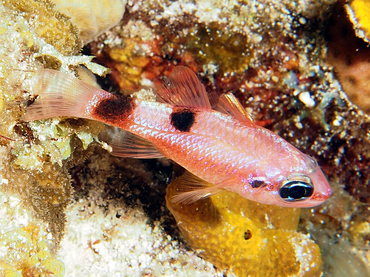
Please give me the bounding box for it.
[105,128,166,159]
[171,172,236,204]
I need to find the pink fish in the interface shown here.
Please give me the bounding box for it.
[25,66,331,207]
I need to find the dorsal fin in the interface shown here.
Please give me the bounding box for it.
[155,66,212,109]
[215,93,255,127]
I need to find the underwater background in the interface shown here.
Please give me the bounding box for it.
[0,0,369,276]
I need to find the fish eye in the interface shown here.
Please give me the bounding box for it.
[279,175,314,202]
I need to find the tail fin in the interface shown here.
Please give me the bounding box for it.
[24,69,102,121]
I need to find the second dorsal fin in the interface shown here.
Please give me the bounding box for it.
[155,66,212,109]
[215,93,255,127]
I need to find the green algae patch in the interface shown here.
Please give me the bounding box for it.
[183,24,252,74]
[166,174,323,276]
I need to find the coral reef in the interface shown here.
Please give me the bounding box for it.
[166,175,322,276]
[0,0,370,276]
[326,1,370,113]
[0,0,107,275]
[316,2,370,208]
[87,1,369,276]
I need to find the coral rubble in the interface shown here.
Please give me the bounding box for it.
[59,147,218,276]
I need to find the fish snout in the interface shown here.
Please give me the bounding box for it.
[308,168,332,205]
[313,180,332,201]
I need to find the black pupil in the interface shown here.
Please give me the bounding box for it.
[279,181,314,201]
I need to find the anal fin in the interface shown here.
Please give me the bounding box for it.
[105,128,165,159]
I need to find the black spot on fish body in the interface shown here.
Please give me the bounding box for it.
[93,95,135,124]
[170,108,196,132]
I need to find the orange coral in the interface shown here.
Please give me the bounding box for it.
[91,37,166,92]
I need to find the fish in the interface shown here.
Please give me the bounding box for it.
[24,66,331,207]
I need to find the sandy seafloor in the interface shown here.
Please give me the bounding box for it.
[0,0,370,276]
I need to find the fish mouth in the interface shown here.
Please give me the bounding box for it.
[308,167,332,204]
[313,189,332,202]
[300,189,332,207]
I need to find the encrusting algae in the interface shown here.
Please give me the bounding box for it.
[166,175,323,276]
[50,0,126,43]
[0,0,111,275]
[177,23,253,74]
[0,224,65,277]
[2,0,82,56]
